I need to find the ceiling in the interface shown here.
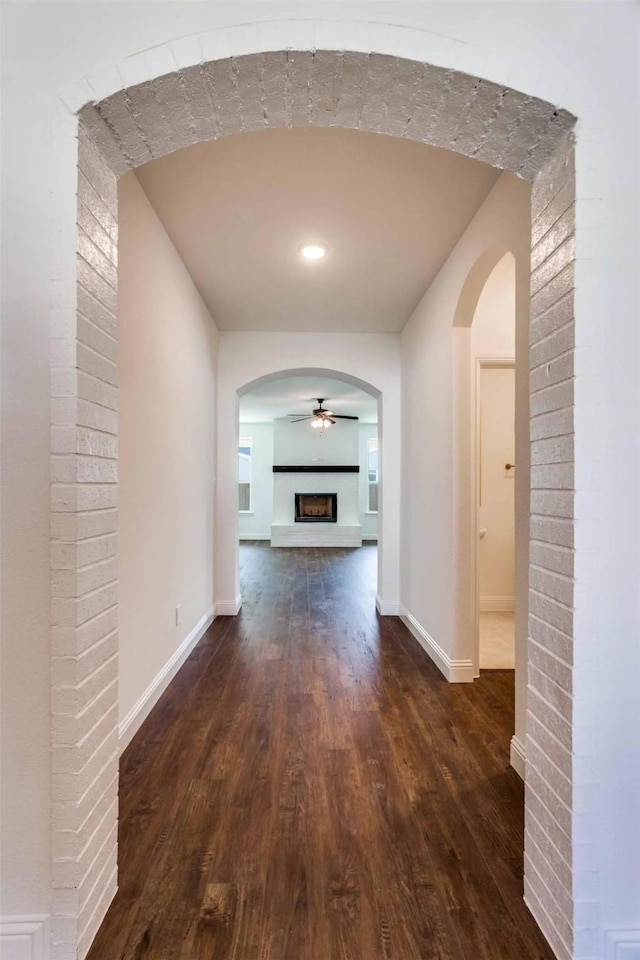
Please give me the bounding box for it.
[239,376,377,424]
[135,126,500,334]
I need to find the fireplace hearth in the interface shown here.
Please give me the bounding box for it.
[295,493,338,523]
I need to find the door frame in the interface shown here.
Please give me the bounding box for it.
[472,356,516,676]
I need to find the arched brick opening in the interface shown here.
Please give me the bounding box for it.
[52,50,576,958]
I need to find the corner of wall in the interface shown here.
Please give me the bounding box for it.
[118,609,215,753]
[215,595,242,617]
[399,605,474,683]
[375,595,400,616]
[510,735,526,780]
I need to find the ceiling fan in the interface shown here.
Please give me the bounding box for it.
[287,399,359,429]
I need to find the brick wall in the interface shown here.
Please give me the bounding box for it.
[79,52,575,178]
[50,125,119,960]
[53,51,577,959]
[525,138,576,960]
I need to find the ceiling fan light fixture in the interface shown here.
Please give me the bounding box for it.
[300,244,326,261]
[287,399,358,427]
[311,415,332,429]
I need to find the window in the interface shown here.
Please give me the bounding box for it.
[238,438,252,512]
[367,437,379,513]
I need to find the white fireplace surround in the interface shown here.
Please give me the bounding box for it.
[271,471,362,547]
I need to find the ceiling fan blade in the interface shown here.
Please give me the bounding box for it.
[332,414,360,420]
[326,417,337,424]
[287,414,312,417]
[290,417,313,423]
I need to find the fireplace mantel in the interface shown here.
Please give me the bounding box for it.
[272,465,359,473]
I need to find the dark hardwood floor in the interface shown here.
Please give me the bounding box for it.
[87,543,553,960]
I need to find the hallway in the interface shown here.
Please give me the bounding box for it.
[87,544,553,960]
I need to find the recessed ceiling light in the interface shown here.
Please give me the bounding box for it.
[300,244,326,261]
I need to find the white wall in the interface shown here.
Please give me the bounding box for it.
[118,171,218,738]
[1,5,639,956]
[238,422,273,540]
[273,417,358,466]
[359,424,379,540]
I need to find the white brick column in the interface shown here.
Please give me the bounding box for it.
[525,138,576,960]
[50,126,120,959]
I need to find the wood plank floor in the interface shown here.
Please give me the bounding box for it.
[87,543,554,960]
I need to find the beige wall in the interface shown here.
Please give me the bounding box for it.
[472,252,516,356]
[401,173,530,685]
[118,172,218,738]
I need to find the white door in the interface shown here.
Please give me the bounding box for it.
[479,365,515,668]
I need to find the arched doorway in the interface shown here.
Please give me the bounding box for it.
[51,46,576,958]
[451,237,530,774]
[217,365,393,614]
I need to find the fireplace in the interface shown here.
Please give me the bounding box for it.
[295,493,338,523]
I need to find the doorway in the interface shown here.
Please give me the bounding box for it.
[49,46,577,960]
[236,373,380,600]
[477,360,516,669]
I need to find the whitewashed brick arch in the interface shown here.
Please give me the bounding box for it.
[51,49,576,959]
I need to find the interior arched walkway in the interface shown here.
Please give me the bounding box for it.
[49,40,576,959]
[450,236,530,769]
[222,364,391,615]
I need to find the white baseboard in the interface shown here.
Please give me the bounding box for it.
[480,596,515,612]
[216,594,242,616]
[510,735,526,780]
[119,608,215,752]
[0,915,49,959]
[604,930,640,959]
[400,608,474,683]
[376,595,400,616]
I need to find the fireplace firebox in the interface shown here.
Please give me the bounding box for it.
[295,493,338,523]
